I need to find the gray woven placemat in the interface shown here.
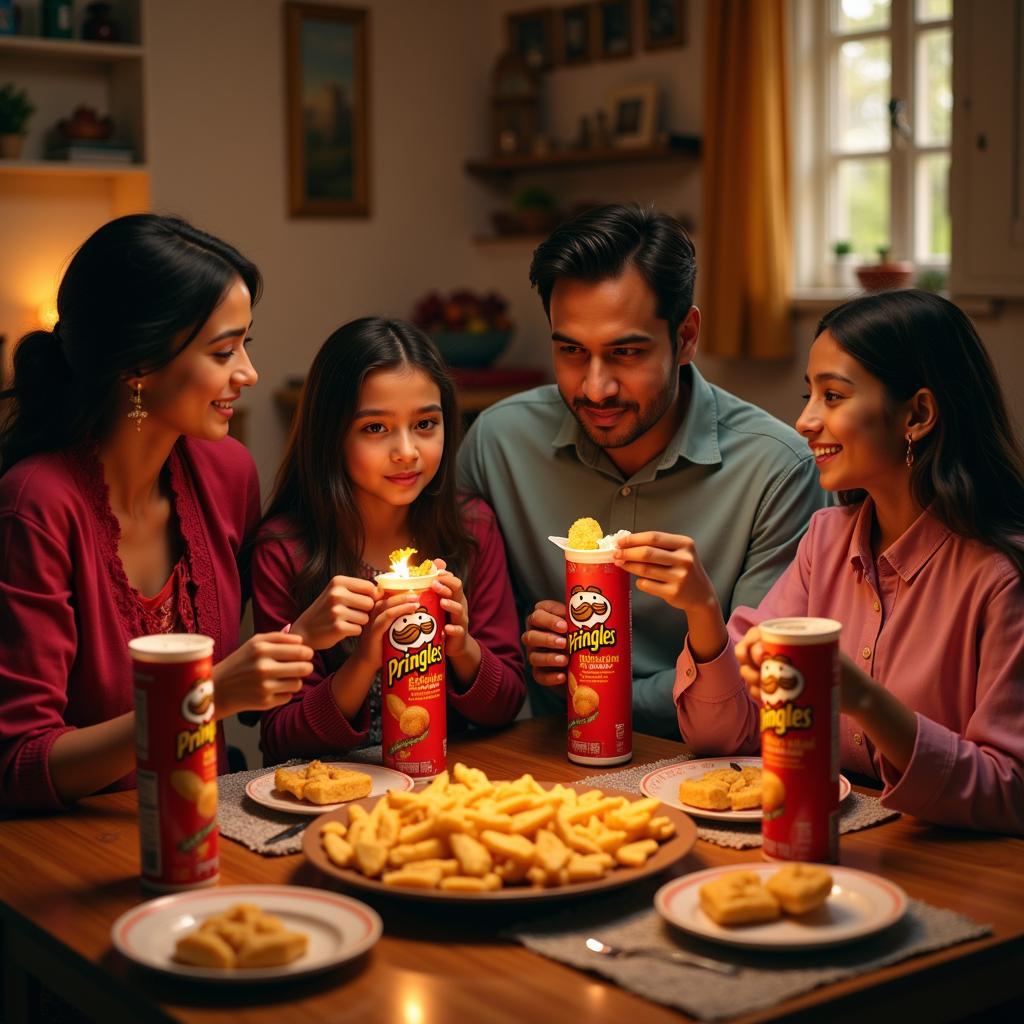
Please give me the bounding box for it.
[508,883,991,1022]
[578,757,899,849]
[216,746,384,857]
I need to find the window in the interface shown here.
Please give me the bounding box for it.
[793,0,952,286]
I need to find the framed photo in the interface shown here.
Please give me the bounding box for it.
[558,4,594,65]
[642,0,686,50]
[507,8,554,71]
[598,0,633,60]
[285,2,369,217]
[606,81,660,148]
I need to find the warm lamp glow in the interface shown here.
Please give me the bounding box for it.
[37,302,58,331]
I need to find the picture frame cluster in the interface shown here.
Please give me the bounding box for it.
[507,0,686,71]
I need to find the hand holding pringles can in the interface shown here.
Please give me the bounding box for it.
[129,634,219,891]
[550,518,632,766]
[376,548,446,779]
[758,617,842,864]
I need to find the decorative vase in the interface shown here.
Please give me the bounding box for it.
[431,330,513,369]
[855,261,915,291]
[0,133,25,159]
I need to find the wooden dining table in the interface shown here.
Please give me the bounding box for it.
[1,714,1022,1023]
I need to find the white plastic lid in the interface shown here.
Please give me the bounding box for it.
[128,633,214,663]
[375,572,437,592]
[758,618,842,645]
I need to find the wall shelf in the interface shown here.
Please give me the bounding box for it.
[0,36,142,61]
[464,138,700,180]
[0,159,148,178]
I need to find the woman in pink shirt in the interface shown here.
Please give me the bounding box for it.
[251,318,525,763]
[0,215,314,809]
[615,290,1024,833]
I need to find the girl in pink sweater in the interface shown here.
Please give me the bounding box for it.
[0,216,314,809]
[252,318,525,762]
[615,290,1024,832]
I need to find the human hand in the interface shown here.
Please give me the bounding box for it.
[735,626,765,702]
[290,575,377,650]
[212,632,315,718]
[613,531,718,612]
[349,591,422,671]
[521,599,568,687]
[430,561,473,659]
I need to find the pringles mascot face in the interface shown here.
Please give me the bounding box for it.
[568,585,612,629]
[759,653,806,707]
[180,679,215,725]
[388,606,438,653]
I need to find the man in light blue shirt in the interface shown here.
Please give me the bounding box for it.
[457,205,825,738]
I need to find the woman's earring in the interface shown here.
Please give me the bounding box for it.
[128,382,147,432]
[905,433,915,468]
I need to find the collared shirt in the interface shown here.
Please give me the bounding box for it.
[676,500,1024,833]
[458,366,825,737]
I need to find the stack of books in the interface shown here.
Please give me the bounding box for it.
[46,139,136,163]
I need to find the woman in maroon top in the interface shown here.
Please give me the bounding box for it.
[0,215,313,810]
[252,318,525,762]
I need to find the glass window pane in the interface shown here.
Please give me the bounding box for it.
[836,38,892,151]
[835,0,891,33]
[836,157,890,258]
[916,152,951,261]
[916,0,951,22]
[916,28,952,145]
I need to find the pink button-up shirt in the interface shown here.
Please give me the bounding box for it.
[674,501,1024,834]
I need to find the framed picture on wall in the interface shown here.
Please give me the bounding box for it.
[558,4,594,65]
[285,2,369,217]
[607,81,659,148]
[642,0,686,49]
[598,0,633,60]
[507,8,554,71]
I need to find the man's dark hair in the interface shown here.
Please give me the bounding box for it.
[528,203,697,345]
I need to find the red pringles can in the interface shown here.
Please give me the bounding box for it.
[564,548,632,766]
[129,634,219,891]
[377,574,447,778]
[758,617,842,863]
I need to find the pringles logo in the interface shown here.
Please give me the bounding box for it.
[386,607,443,687]
[176,678,216,759]
[759,654,814,735]
[567,585,617,655]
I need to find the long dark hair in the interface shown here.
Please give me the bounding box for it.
[529,203,697,348]
[262,317,476,616]
[0,214,262,474]
[817,289,1024,574]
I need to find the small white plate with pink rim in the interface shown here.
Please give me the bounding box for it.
[640,757,852,823]
[245,762,414,816]
[111,884,382,981]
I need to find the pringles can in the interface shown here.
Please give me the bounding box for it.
[377,575,446,778]
[758,617,842,863]
[129,634,219,891]
[564,548,632,766]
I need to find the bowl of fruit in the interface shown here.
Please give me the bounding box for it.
[412,289,513,368]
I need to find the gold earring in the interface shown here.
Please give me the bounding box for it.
[128,382,148,432]
[905,433,914,468]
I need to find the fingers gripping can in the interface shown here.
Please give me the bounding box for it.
[129,634,219,891]
[377,576,447,779]
[564,549,632,766]
[758,618,842,863]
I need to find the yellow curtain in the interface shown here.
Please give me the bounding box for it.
[701,0,793,359]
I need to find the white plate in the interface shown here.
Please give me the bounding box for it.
[640,757,852,822]
[111,884,382,981]
[245,763,415,816]
[655,864,908,950]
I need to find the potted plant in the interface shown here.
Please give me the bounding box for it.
[513,186,560,234]
[0,83,34,159]
[831,240,853,288]
[411,289,514,368]
[855,245,914,292]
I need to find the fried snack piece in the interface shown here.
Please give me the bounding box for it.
[408,559,435,577]
[766,864,833,915]
[389,546,417,567]
[273,760,373,805]
[173,903,308,969]
[398,705,430,737]
[567,517,603,550]
[571,685,600,718]
[699,871,781,926]
[678,777,732,810]
[727,782,762,811]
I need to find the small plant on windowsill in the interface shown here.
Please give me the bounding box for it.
[856,244,914,291]
[0,83,35,160]
[831,240,854,288]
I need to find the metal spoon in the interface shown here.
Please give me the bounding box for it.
[585,937,738,975]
